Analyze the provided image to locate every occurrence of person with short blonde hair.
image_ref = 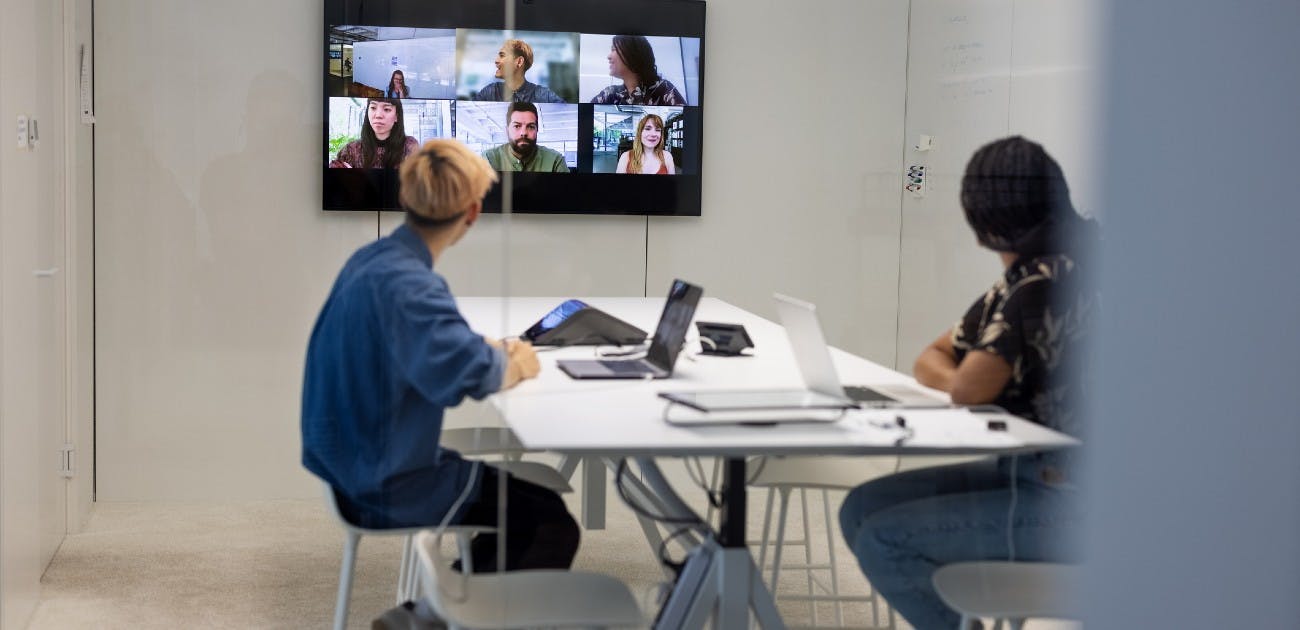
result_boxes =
[400,138,499,227]
[473,37,565,103]
[304,139,581,627]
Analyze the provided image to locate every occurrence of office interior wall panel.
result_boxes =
[378,211,646,329]
[895,0,1101,371]
[2,0,68,624]
[1008,0,1103,220]
[94,0,377,500]
[67,0,97,534]
[34,0,70,579]
[646,0,911,369]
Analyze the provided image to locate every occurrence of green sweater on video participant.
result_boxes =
[483,144,570,173]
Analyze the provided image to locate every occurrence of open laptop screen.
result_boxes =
[646,280,703,371]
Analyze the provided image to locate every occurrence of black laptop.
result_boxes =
[556,280,703,379]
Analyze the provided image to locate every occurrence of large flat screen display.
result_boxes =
[325,0,705,215]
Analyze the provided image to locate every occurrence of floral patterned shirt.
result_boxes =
[590,78,687,106]
[951,253,1096,439]
[329,136,419,169]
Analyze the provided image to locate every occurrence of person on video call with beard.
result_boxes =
[329,98,418,169]
[481,101,569,172]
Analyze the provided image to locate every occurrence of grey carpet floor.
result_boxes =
[26,459,1077,629]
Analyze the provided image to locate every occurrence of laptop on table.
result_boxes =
[774,293,945,407]
[556,280,703,379]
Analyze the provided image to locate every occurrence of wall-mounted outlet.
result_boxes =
[17,115,30,149]
[905,164,926,198]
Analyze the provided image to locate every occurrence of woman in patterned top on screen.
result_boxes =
[838,136,1099,630]
[591,35,687,106]
[329,98,419,169]
[615,114,676,174]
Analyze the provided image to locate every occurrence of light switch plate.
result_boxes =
[17,115,30,149]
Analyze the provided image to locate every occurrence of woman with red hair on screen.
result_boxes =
[615,114,676,174]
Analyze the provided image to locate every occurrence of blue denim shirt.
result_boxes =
[302,224,504,527]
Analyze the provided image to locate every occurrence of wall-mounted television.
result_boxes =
[324,0,706,216]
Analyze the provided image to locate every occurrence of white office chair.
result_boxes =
[322,484,492,630]
[323,459,571,630]
[440,427,574,493]
[413,529,644,629]
[931,561,1082,630]
[440,427,528,460]
[746,455,898,628]
[746,454,993,628]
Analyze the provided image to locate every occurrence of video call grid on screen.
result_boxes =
[324,0,705,216]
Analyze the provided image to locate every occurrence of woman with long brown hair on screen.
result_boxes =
[592,35,686,106]
[330,98,419,169]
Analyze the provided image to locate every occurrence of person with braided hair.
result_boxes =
[839,136,1099,629]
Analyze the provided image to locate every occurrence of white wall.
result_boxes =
[1,0,81,626]
[647,0,910,368]
[95,0,913,501]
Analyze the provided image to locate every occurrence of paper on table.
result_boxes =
[846,408,1023,449]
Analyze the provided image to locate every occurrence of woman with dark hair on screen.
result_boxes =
[330,98,419,169]
[385,69,410,98]
[591,35,686,106]
[838,136,1099,629]
[615,114,676,174]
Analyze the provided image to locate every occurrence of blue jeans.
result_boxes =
[838,457,1080,629]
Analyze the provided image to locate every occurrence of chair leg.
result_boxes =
[335,531,361,630]
[770,488,792,593]
[821,488,845,627]
[1008,619,1026,630]
[398,535,413,604]
[799,488,816,624]
[757,486,776,582]
[455,531,475,574]
[991,619,1005,630]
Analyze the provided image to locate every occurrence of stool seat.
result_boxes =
[932,561,1082,626]
[748,455,898,490]
[415,530,643,628]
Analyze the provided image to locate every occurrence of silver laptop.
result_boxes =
[774,293,945,407]
[557,280,703,379]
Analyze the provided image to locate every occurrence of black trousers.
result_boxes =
[454,465,580,572]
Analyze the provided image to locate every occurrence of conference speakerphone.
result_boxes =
[520,299,647,346]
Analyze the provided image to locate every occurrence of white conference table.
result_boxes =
[459,296,1078,629]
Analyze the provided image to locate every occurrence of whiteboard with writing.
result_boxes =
[895,0,1101,367]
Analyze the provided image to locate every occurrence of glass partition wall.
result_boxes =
[79,0,1100,628]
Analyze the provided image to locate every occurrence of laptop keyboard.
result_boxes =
[598,360,654,375]
[843,385,897,403]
